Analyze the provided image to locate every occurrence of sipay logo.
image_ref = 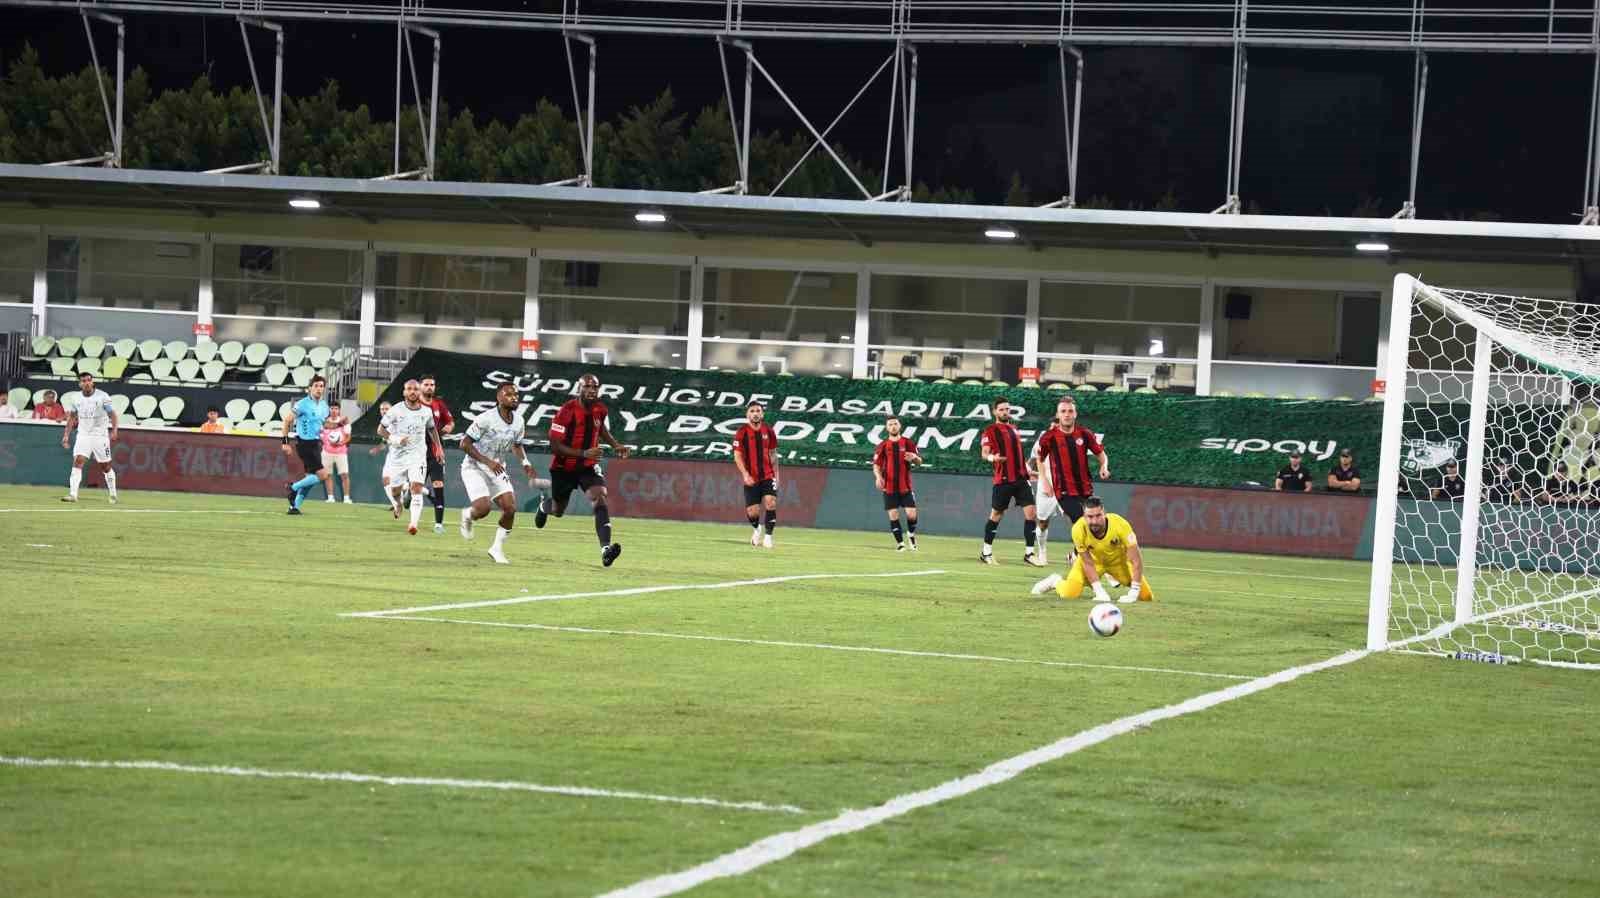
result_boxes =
[1199,437,1339,461]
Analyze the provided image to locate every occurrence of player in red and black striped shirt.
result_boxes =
[1030,395,1109,564]
[420,374,455,533]
[979,397,1043,566]
[534,373,632,567]
[733,402,780,548]
[873,415,924,552]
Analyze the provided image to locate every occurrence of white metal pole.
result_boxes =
[393,20,403,176]
[272,28,283,173]
[687,257,705,370]
[524,254,541,360]
[1367,273,1417,650]
[1452,329,1494,624]
[113,19,124,166]
[852,269,871,378]
[428,33,441,179]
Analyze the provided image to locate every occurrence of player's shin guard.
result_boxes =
[763,508,776,534]
[982,518,998,548]
[906,515,917,535]
[409,491,424,529]
[1024,518,1037,550]
[103,470,117,499]
[594,503,612,548]
[432,482,446,525]
[68,466,82,499]
[889,520,904,544]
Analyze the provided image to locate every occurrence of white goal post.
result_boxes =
[1368,274,1600,667]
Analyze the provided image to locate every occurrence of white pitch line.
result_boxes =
[0,508,274,515]
[0,756,805,814]
[374,615,1254,681]
[598,648,1371,898]
[341,570,950,618]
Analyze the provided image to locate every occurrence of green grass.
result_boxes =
[1,485,1597,897]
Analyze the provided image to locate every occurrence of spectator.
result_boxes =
[367,402,391,456]
[320,406,353,504]
[1327,449,1363,493]
[1274,451,1313,493]
[1483,459,1523,504]
[32,390,65,422]
[199,407,226,433]
[0,399,15,421]
[1432,461,1466,501]
[1536,462,1581,505]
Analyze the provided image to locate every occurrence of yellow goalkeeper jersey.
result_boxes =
[1071,513,1138,570]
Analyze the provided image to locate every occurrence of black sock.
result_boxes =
[1024,519,1037,550]
[890,520,904,544]
[906,516,917,535]
[983,518,999,546]
[595,503,612,547]
[764,508,776,534]
[433,483,445,525]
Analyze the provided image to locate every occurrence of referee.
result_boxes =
[281,374,331,515]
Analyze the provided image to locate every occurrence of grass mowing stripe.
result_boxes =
[373,615,1256,680]
[598,648,1372,898]
[0,508,279,514]
[0,756,806,814]
[341,570,949,617]
[1161,564,1367,585]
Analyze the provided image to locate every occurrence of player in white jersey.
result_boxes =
[61,371,119,503]
[1028,423,1066,565]
[377,379,442,535]
[459,382,541,564]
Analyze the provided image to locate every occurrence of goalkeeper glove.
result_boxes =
[1092,581,1111,603]
[1120,586,1140,604]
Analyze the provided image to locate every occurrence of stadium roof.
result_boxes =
[3,163,1598,265]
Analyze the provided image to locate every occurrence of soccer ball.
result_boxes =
[1088,603,1123,638]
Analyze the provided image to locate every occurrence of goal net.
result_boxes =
[1368,275,1600,668]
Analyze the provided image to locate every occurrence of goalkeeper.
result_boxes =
[1030,497,1154,603]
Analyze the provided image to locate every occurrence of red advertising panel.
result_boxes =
[1125,485,1370,558]
[605,458,828,526]
[101,430,295,497]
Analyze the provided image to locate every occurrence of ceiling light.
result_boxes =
[984,225,1018,240]
[635,210,668,224]
[300,336,318,342]
[1149,339,1165,356]
[289,197,321,210]
[1356,241,1390,253]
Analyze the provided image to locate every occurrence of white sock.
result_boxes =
[69,467,82,498]
[103,470,117,498]
[981,543,993,556]
[409,492,424,528]
[493,526,510,549]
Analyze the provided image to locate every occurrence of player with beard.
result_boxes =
[459,382,537,564]
[535,373,630,567]
[1030,395,1109,564]
[872,415,923,551]
[979,397,1042,566]
[419,374,455,534]
[1031,497,1154,603]
[734,402,780,548]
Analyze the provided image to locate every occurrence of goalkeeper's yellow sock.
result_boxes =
[1138,577,1155,601]
[1055,560,1087,599]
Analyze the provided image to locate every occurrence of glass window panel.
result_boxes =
[539,259,690,336]
[869,309,1025,353]
[214,315,358,349]
[878,346,1021,383]
[702,266,857,343]
[702,340,853,377]
[1039,322,1200,359]
[872,274,1026,317]
[538,333,688,368]
[0,230,35,302]
[213,242,363,318]
[47,305,195,342]
[376,324,521,357]
[46,235,200,310]
[374,252,526,326]
[1213,286,1344,363]
[1040,282,1201,324]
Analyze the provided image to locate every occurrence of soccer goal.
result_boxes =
[1368,274,1600,668]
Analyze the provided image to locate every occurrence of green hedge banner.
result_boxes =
[375,349,1383,488]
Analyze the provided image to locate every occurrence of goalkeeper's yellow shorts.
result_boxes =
[1055,556,1154,601]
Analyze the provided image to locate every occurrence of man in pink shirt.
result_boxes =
[320,407,353,503]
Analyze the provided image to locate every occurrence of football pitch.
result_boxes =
[3,485,1597,897]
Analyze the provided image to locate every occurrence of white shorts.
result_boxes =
[461,462,515,503]
[1035,487,1064,522]
[73,433,112,463]
[382,456,427,486]
[323,452,349,476]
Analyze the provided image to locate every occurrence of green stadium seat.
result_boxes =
[1046,382,1072,391]
[201,360,226,384]
[136,339,163,364]
[163,340,189,363]
[278,400,295,421]
[355,380,380,404]
[111,338,137,359]
[1074,383,1099,392]
[55,336,82,358]
[21,336,54,361]
[158,396,184,422]
[80,336,106,359]
[109,394,130,417]
[250,398,279,423]
[131,394,159,419]
[6,386,29,410]
[149,358,175,382]
[332,347,354,365]
[961,379,985,386]
[218,340,244,366]
[240,342,270,371]
[49,357,76,377]
[1244,391,1267,398]
[987,380,1010,388]
[306,345,333,369]
[264,363,289,387]
[1214,390,1235,397]
[75,357,101,377]
[1332,395,1355,401]
[225,398,251,420]
[1301,394,1322,401]
[127,372,154,385]
[1105,385,1128,393]
[290,365,315,388]
[1135,386,1158,394]
[1017,381,1041,389]
[931,378,954,384]
[880,374,901,382]
[1276,393,1296,400]
[176,359,204,384]
[192,341,217,364]
[281,344,307,367]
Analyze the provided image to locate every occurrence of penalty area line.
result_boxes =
[0,756,805,814]
[341,569,949,618]
[375,615,1253,681]
[598,647,1371,898]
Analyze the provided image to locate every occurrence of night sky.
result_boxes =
[0,6,1591,222]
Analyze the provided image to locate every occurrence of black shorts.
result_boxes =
[991,479,1035,512]
[1058,494,1086,524]
[743,479,777,507]
[881,490,917,510]
[551,467,605,504]
[294,438,323,473]
[426,454,445,485]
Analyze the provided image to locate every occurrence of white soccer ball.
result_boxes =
[1088,602,1123,638]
